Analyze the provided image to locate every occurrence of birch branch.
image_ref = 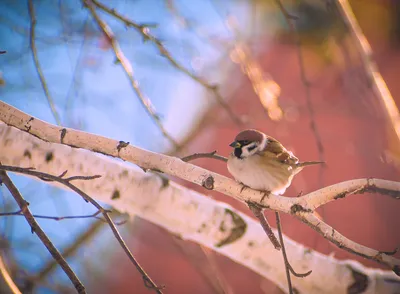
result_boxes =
[1,122,399,293]
[0,101,399,275]
[0,121,399,293]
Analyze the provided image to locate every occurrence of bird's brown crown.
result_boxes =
[235,129,264,143]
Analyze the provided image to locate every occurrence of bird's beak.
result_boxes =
[229,141,241,148]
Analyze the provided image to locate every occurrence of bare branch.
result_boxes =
[0,209,102,220]
[299,212,400,276]
[276,212,293,294]
[83,0,179,149]
[247,202,281,250]
[275,212,312,294]
[181,151,228,163]
[335,0,400,143]
[90,0,244,127]
[0,170,86,293]
[0,165,163,293]
[0,208,128,227]
[27,0,62,126]
[0,253,22,294]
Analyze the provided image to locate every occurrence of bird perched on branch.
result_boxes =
[227,129,323,195]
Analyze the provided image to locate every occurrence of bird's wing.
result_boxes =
[262,136,299,165]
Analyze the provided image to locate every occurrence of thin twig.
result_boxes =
[0,165,163,293]
[27,0,62,126]
[0,253,22,294]
[0,171,86,293]
[335,0,400,143]
[275,213,293,294]
[275,212,312,294]
[0,209,101,220]
[90,0,244,127]
[274,0,325,185]
[247,202,281,250]
[83,0,179,149]
[0,209,128,227]
[181,151,227,163]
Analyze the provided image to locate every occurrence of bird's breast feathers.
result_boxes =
[227,153,296,194]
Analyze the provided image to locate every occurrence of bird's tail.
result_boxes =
[297,161,325,168]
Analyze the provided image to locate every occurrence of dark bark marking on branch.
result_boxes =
[117,141,129,153]
[334,192,347,200]
[24,117,34,132]
[303,248,313,255]
[60,128,67,143]
[119,170,129,178]
[215,209,247,247]
[290,204,312,214]
[111,189,120,200]
[197,223,207,233]
[24,149,32,159]
[346,266,369,294]
[45,151,54,163]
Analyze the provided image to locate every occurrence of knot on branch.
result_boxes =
[290,204,312,214]
[202,175,214,190]
[117,141,130,152]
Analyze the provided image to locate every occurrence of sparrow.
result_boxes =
[227,129,323,195]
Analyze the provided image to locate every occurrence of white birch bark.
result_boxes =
[1,100,400,273]
[0,122,399,294]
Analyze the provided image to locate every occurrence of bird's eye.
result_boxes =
[241,140,249,145]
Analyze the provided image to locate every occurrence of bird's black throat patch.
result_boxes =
[234,148,242,158]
